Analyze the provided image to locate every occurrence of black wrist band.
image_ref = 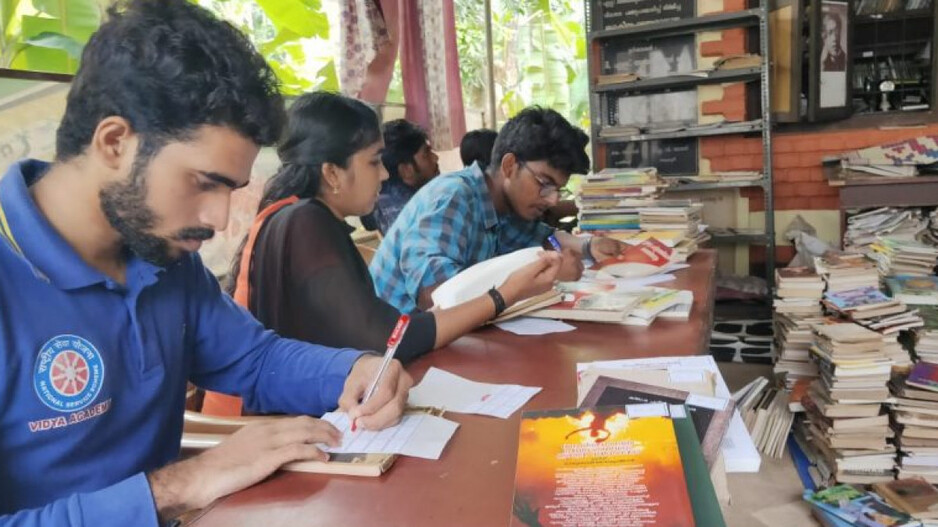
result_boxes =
[583,237,593,260]
[487,287,507,319]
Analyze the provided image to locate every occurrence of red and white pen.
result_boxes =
[351,314,410,432]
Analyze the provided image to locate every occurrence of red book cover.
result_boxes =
[907,361,938,393]
[592,238,673,278]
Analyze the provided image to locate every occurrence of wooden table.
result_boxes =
[186,250,718,527]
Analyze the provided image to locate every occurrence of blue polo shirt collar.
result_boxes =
[0,159,162,291]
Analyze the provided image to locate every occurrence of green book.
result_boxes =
[673,406,727,527]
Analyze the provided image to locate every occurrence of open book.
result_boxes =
[430,247,562,321]
[528,279,650,324]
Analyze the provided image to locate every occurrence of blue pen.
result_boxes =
[547,234,562,253]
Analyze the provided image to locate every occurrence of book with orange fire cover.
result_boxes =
[509,405,695,527]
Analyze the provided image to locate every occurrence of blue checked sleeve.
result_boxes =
[399,191,475,300]
[498,219,554,255]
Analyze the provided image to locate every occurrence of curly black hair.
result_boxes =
[490,107,590,177]
[381,119,429,182]
[55,0,285,162]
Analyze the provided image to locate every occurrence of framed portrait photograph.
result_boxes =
[809,0,853,121]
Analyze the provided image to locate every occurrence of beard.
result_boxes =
[99,166,214,267]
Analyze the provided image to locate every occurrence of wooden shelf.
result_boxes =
[597,122,763,143]
[665,179,768,191]
[594,67,761,94]
[589,8,761,42]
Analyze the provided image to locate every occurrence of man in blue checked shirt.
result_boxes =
[0,1,410,526]
[370,108,629,313]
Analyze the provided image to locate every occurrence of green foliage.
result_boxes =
[454,0,589,130]
[196,0,336,95]
[1,0,338,95]
[1,0,101,73]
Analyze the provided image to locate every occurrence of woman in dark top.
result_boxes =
[225,92,560,366]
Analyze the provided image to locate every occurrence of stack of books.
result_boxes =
[915,307,938,362]
[823,286,919,370]
[874,477,938,527]
[637,201,704,238]
[773,267,825,387]
[843,208,927,254]
[576,168,667,233]
[577,168,705,259]
[815,253,880,293]
[733,376,794,459]
[802,322,896,485]
[888,275,938,306]
[868,236,938,277]
[890,362,938,484]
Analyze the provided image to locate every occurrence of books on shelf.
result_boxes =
[713,53,762,70]
[844,208,927,254]
[868,236,938,277]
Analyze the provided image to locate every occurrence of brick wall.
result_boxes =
[700,124,938,266]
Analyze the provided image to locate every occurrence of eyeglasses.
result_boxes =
[519,162,560,199]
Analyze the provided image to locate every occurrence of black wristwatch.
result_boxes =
[487,287,507,319]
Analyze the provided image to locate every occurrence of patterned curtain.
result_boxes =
[341,0,466,151]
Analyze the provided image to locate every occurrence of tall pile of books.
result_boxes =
[889,361,938,484]
[814,253,880,293]
[915,306,938,363]
[577,168,704,260]
[576,167,666,234]
[868,236,938,277]
[773,267,825,387]
[843,207,927,253]
[802,322,896,485]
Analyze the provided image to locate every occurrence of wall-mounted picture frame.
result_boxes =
[809,0,853,121]
[770,0,804,122]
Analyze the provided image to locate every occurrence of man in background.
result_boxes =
[362,119,439,234]
[459,128,498,170]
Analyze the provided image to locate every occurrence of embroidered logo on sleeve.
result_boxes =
[33,335,105,412]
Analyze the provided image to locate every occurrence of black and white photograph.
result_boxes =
[615,89,698,128]
[819,1,849,108]
[607,137,699,175]
[604,35,697,78]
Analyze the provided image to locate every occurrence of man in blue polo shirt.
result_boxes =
[0,1,410,526]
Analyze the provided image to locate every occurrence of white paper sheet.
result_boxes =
[613,273,676,290]
[408,367,542,419]
[495,317,577,335]
[576,355,762,473]
[318,411,459,460]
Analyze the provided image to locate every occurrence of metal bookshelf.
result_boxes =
[585,0,776,288]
